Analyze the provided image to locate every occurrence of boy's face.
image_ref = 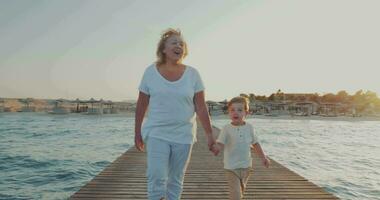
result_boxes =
[228,103,248,125]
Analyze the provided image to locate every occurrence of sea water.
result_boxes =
[0,113,379,200]
[0,113,133,200]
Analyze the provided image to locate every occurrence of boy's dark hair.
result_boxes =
[227,96,250,111]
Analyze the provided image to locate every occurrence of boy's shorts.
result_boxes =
[225,167,252,200]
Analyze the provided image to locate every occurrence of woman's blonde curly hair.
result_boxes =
[156,28,188,65]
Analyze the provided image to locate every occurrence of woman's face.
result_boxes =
[163,35,185,63]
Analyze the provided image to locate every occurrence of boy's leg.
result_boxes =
[225,169,242,200]
[166,142,192,200]
[239,168,251,196]
[146,137,170,200]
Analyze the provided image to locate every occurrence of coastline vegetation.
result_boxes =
[239,89,380,114]
[205,89,380,117]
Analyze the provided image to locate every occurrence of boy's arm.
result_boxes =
[252,143,270,168]
[214,142,224,152]
[214,125,228,156]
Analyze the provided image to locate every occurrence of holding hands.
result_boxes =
[206,133,219,156]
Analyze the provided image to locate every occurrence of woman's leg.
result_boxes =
[146,138,170,200]
[166,142,192,200]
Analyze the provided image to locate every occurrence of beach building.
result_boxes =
[73,98,88,113]
[127,102,137,112]
[250,101,274,115]
[70,98,104,114]
[72,98,113,114]
[49,99,69,114]
[86,98,104,115]
[250,101,290,116]
[19,98,36,112]
[251,99,322,116]
[250,100,265,115]
[102,100,118,114]
[110,102,130,113]
[319,103,341,117]
[206,101,225,116]
[290,101,319,116]
[269,101,292,115]
[332,103,355,116]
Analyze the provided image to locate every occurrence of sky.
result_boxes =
[0,0,379,101]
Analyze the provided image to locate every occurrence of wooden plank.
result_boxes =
[70,124,339,199]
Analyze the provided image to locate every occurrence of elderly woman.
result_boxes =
[134,28,217,200]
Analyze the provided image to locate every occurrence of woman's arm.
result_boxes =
[194,91,218,154]
[134,91,150,152]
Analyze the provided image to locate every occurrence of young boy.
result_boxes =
[214,96,270,200]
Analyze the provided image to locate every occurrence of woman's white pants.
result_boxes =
[146,137,193,200]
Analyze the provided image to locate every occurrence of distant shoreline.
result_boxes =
[211,114,380,121]
[1,111,380,121]
[0,111,136,117]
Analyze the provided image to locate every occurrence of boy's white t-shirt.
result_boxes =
[138,64,205,144]
[216,123,259,170]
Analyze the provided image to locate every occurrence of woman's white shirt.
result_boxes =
[138,64,205,144]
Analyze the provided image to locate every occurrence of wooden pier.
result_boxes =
[70,125,339,199]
